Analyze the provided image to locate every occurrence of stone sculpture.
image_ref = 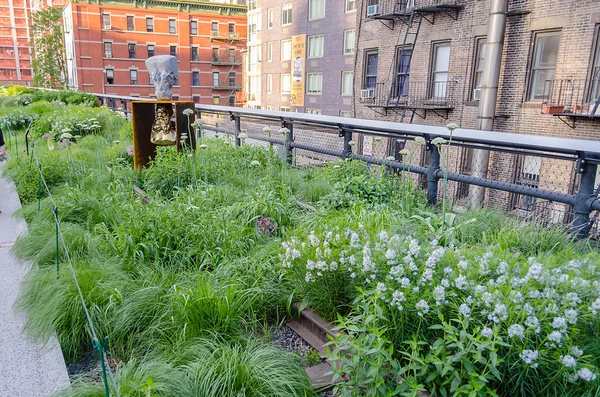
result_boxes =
[145,55,178,145]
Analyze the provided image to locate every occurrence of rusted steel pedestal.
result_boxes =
[131,100,196,169]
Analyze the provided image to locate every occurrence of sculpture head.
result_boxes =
[145,55,179,100]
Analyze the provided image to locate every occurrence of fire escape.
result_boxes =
[210,29,245,106]
[361,0,463,123]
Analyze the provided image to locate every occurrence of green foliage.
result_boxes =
[30,7,67,88]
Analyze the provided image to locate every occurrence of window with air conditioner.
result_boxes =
[106,69,114,84]
[102,13,111,29]
[367,1,379,16]
[307,73,323,94]
[130,69,138,85]
[362,50,378,98]
[104,42,112,58]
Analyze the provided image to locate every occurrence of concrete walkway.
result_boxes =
[0,165,70,396]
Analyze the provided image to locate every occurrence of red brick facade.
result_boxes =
[63,0,247,105]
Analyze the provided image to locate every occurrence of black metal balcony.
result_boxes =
[212,82,242,91]
[541,79,600,127]
[360,81,457,112]
[211,56,242,66]
[366,0,463,21]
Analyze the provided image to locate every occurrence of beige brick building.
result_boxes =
[353,0,600,218]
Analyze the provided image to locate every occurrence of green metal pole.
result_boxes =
[37,164,42,216]
[93,337,111,397]
[53,205,59,276]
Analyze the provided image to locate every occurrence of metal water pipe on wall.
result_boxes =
[469,0,509,209]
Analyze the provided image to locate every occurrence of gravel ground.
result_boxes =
[270,324,325,367]
[66,351,102,382]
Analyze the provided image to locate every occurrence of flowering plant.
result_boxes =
[280,226,600,395]
[255,216,277,235]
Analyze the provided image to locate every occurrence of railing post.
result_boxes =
[427,138,441,205]
[232,114,241,147]
[571,152,599,238]
[283,121,293,165]
[341,127,352,159]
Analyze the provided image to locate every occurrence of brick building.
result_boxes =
[353,0,600,218]
[239,0,357,115]
[63,0,247,105]
[0,0,64,84]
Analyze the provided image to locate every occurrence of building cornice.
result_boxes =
[70,0,247,16]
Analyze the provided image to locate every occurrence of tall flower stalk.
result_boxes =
[279,127,290,191]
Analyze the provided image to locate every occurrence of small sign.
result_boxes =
[290,34,306,107]
[363,136,373,156]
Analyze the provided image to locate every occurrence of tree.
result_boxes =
[30,7,66,88]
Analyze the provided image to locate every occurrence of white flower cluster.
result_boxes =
[279,227,600,383]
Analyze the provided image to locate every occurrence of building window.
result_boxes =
[266,74,273,93]
[229,96,235,106]
[248,0,256,10]
[212,48,219,61]
[364,50,378,89]
[229,71,236,86]
[515,155,542,211]
[229,49,236,62]
[170,46,177,57]
[103,42,112,58]
[344,29,356,54]
[590,26,600,102]
[213,71,219,87]
[280,106,290,112]
[127,16,134,31]
[193,95,200,104]
[191,47,199,61]
[192,71,199,86]
[102,13,110,29]
[340,110,351,117]
[393,47,412,97]
[130,69,138,85]
[267,9,274,28]
[229,23,235,36]
[307,35,324,58]
[213,96,220,105]
[527,31,561,101]
[267,42,273,62]
[309,0,325,20]
[471,37,486,100]
[346,0,356,12]
[212,21,218,34]
[106,69,114,84]
[430,42,450,99]
[342,71,353,95]
[281,39,292,61]
[147,45,155,57]
[281,74,291,93]
[146,17,153,32]
[191,21,198,35]
[169,19,176,34]
[282,4,292,26]
[128,43,136,59]
[305,108,321,115]
[307,73,323,94]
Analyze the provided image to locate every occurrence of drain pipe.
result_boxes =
[469,0,508,209]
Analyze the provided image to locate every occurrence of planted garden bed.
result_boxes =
[1,88,600,396]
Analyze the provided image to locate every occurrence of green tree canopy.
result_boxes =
[30,6,66,88]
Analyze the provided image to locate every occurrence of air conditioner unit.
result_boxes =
[473,88,481,100]
[360,88,375,99]
[367,4,380,16]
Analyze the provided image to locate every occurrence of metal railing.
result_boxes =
[541,78,600,117]
[361,81,458,109]
[95,93,600,239]
[211,55,242,65]
[366,0,462,18]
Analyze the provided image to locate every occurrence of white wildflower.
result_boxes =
[578,368,597,382]
[182,108,194,116]
[416,300,430,316]
[391,290,405,310]
[571,346,584,358]
[414,137,426,145]
[565,309,578,325]
[508,324,525,339]
[446,122,459,131]
[520,350,539,368]
[238,132,248,140]
[376,282,387,294]
[547,331,562,345]
[431,137,446,146]
[459,304,471,318]
[399,149,409,156]
[552,317,567,330]
[481,327,494,339]
[251,160,261,166]
[561,355,577,368]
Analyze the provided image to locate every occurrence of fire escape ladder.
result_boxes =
[387,10,423,108]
